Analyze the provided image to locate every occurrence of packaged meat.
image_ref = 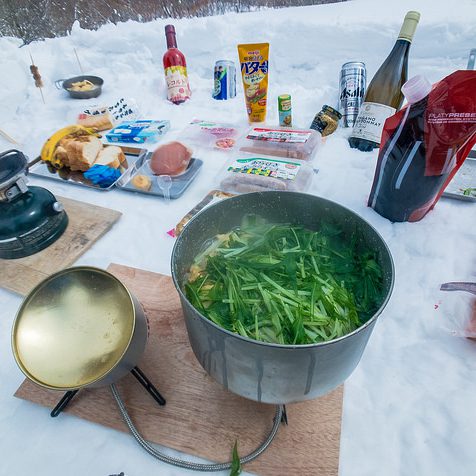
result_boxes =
[180,119,243,151]
[239,126,321,161]
[150,141,193,176]
[218,155,314,194]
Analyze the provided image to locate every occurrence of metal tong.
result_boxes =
[440,282,476,296]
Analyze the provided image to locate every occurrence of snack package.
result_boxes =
[180,119,243,151]
[240,126,321,161]
[438,283,476,339]
[218,154,314,194]
[369,71,476,222]
[237,43,269,123]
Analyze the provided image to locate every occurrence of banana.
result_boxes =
[40,125,98,168]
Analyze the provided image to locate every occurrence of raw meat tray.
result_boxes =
[117,158,203,199]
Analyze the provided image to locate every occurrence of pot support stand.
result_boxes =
[50,366,166,417]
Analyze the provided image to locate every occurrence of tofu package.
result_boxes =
[106,120,170,144]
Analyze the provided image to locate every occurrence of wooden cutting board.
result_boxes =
[15,264,343,476]
[0,197,121,295]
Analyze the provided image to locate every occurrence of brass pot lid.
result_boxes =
[12,267,135,390]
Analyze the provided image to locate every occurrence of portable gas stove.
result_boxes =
[0,149,68,259]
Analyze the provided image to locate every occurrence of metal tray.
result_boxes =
[442,156,476,202]
[28,145,148,191]
[117,158,203,199]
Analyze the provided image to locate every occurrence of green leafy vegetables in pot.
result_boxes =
[184,217,384,345]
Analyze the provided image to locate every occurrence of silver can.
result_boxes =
[339,62,366,127]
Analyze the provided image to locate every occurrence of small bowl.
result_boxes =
[55,75,104,99]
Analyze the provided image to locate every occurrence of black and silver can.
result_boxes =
[339,62,366,127]
[213,60,236,100]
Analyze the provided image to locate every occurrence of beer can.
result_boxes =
[278,94,292,127]
[213,60,236,100]
[339,62,366,127]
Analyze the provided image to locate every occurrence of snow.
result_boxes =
[1,0,476,475]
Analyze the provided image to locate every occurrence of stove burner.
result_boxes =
[50,366,166,417]
[0,149,68,259]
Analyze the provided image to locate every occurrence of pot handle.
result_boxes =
[54,79,66,89]
[440,282,476,295]
[110,383,283,471]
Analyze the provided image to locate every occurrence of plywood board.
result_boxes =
[15,264,343,475]
[0,197,121,295]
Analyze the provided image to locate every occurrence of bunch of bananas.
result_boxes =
[40,125,98,168]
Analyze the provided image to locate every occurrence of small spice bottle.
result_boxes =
[309,105,342,137]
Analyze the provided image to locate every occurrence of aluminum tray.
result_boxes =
[28,145,149,191]
[442,156,476,202]
[117,158,203,199]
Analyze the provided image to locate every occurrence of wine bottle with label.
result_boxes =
[163,24,191,104]
[349,11,420,152]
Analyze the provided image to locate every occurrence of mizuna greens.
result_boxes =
[185,218,384,345]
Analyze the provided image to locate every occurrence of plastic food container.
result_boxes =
[239,126,321,161]
[218,154,314,194]
[180,119,243,151]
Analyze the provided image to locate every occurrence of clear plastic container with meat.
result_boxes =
[239,126,321,161]
[180,119,244,151]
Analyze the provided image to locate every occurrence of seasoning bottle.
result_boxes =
[278,94,292,127]
[163,24,191,104]
[310,105,342,137]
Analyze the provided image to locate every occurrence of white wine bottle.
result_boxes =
[349,11,420,152]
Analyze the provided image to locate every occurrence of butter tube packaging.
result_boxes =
[237,43,270,123]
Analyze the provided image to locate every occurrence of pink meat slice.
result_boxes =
[150,141,193,176]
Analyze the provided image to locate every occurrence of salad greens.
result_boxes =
[462,187,476,197]
[185,218,384,345]
[229,440,241,476]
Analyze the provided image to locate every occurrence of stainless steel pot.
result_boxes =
[12,266,148,391]
[171,191,395,404]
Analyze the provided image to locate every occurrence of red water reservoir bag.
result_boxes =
[368,71,476,222]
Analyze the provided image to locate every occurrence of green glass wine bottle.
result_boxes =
[349,11,420,152]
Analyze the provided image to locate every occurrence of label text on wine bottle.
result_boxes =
[351,102,396,143]
[165,65,191,103]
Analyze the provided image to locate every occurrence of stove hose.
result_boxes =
[111,383,284,472]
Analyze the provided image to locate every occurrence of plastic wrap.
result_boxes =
[218,154,314,194]
[438,283,476,339]
[239,127,321,161]
[179,119,243,151]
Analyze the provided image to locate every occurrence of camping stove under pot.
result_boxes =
[0,149,68,259]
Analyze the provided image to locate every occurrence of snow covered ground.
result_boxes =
[1,0,476,474]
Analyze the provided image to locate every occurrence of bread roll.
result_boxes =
[77,113,114,131]
[64,136,102,171]
[94,146,126,169]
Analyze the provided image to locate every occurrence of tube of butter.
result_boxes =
[237,43,270,123]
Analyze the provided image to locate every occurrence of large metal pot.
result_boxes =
[12,267,148,391]
[171,192,394,404]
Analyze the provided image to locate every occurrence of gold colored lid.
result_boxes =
[12,267,135,390]
[398,11,421,42]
